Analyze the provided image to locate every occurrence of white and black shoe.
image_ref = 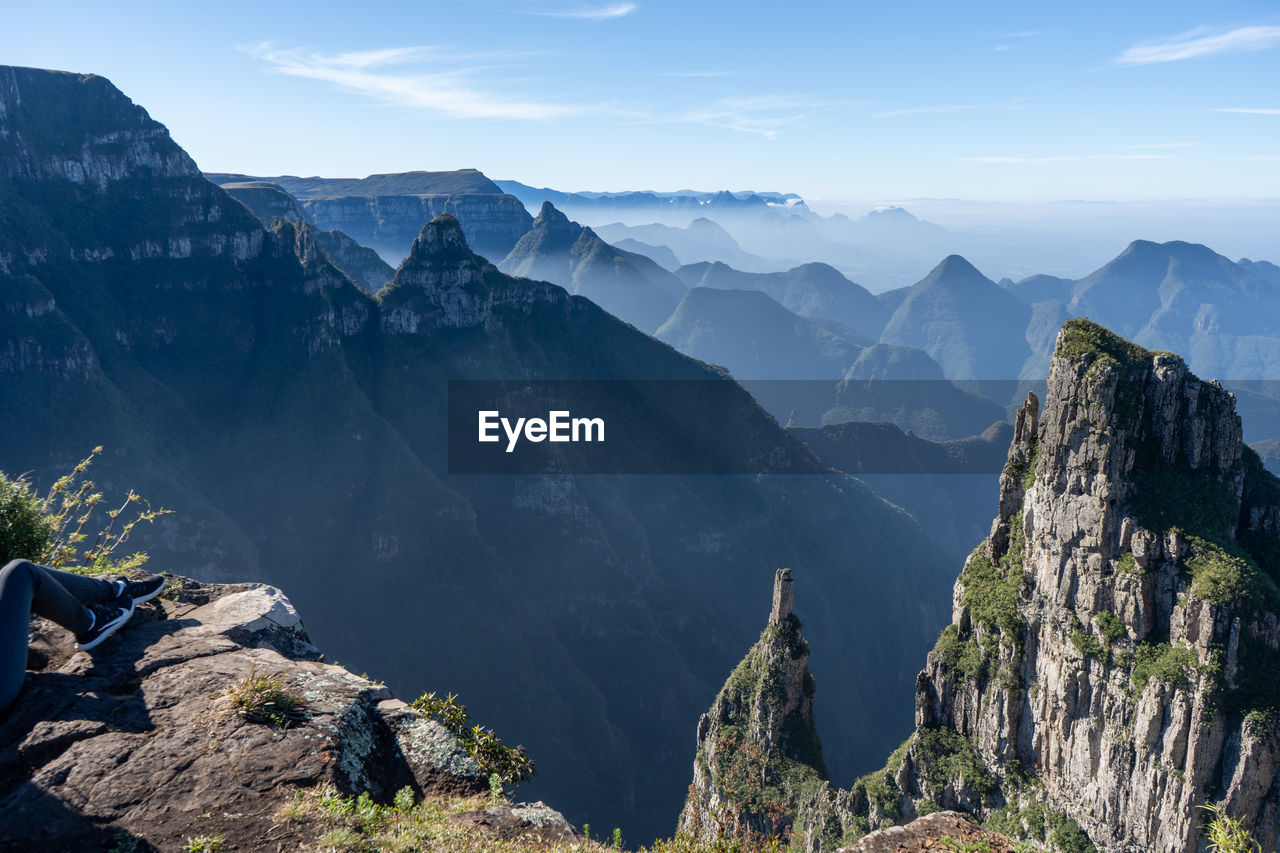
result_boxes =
[115,574,166,604]
[75,596,135,650]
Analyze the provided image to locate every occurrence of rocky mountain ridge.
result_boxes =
[207,170,533,264]
[497,200,686,332]
[683,318,1280,852]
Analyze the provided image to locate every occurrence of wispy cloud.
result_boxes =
[1213,107,1280,115]
[244,42,584,120]
[990,30,1043,52]
[961,154,1178,163]
[1116,25,1280,66]
[874,100,1028,118]
[525,2,637,20]
[624,94,838,138]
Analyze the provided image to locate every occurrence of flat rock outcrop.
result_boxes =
[0,577,511,851]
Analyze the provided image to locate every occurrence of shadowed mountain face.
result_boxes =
[678,260,889,341]
[207,169,533,264]
[498,201,686,332]
[656,287,867,380]
[0,65,955,840]
[221,180,394,292]
[596,218,778,272]
[880,255,1034,380]
[613,237,681,271]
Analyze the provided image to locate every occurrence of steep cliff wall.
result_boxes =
[910,318,1280,852]
[686,319,1280,852]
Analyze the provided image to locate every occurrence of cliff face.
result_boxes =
[685,319,1280,852]
[207,171,535,265]
[679,569,830,846]
[301,193,533,265]
[219,180,395,292]
[910,318,1280,852]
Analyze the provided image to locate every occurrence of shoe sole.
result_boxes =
[129,577,166,604]
[76,600,136,651]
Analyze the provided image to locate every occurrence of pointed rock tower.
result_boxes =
[678,568,829,845]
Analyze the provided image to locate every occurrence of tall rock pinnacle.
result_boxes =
[679,569,827,846]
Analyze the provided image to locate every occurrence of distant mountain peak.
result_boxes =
[530,201,580,238]
[865,205,919,222]
[922,253,987,284]
[411,213,471,255]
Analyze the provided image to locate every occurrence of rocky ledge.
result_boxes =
[839,811,1018,852]
[0,577,574,851]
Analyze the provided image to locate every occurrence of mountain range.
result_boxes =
[0,65,956,839]
[496,201,686,333]
[207,169,533,264]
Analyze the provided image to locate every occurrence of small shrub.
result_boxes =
[1130,643,1196,694]
[1202,803,1262,853]
[0,448,169,576]
[183,837,224,853]
[412,692,534,785]
[1095,611,1125,645]
[1047,810,1096,853]
[0,470,56,566]
[228,666,305,727]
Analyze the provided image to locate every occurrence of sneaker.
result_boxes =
[115,574,166,604]
[75,596,135,650]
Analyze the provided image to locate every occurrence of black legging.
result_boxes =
[1,559,120,712]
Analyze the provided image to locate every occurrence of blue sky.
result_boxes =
[3,0,1278,205]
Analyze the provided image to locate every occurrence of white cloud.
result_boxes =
[1213,107,1280,115]
[526,2,637,20]
[1116,25,1280,66]
[621,94,835,138]
[244,42,583,120]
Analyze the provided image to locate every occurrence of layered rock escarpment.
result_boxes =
[220,180,395,292]
[0,576,575,851]
[685,319,1280,852]
[209,170,534,264]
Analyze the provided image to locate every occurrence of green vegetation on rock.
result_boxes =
[1130,643,1197,694]
[1053,318,1151,373]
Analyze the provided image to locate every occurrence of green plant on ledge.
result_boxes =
[1201,803,1262,853]
[227,666,306,727]
[0,447,170,578]
[412,691,535,786]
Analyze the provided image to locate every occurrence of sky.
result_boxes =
[2,0,1278,207]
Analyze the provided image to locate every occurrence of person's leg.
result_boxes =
[38,565,121,606]
[5,560,95,630]
[0,559,92,711]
